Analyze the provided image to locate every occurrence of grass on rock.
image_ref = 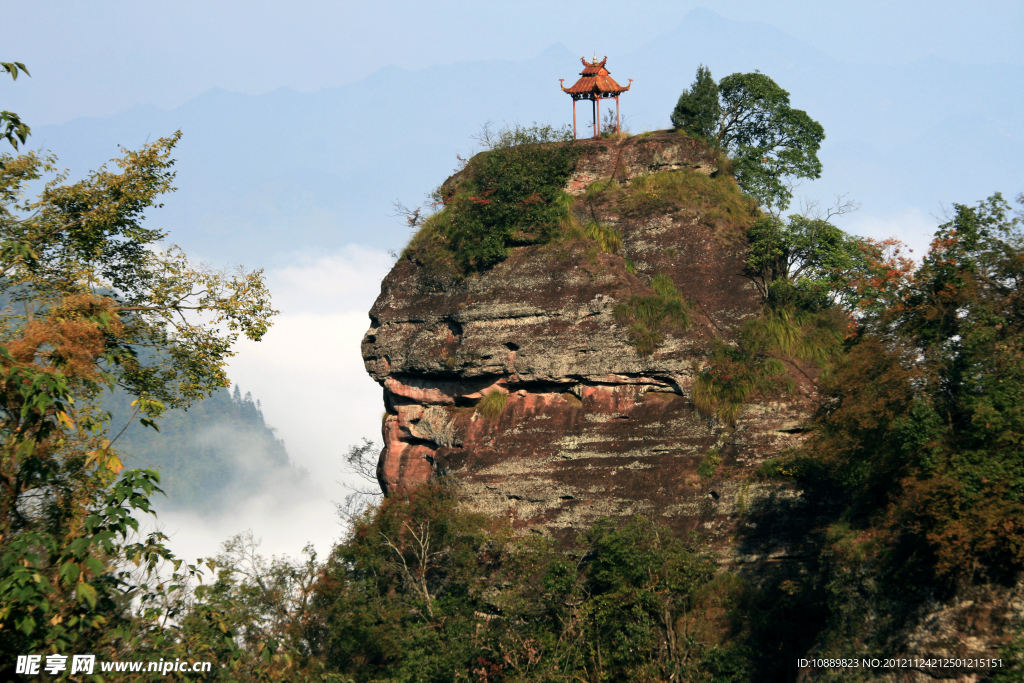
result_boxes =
[476,389,507,420]
[614,273,692,357]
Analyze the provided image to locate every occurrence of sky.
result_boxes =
[4,0,1022,564]
[5,1,1023,127]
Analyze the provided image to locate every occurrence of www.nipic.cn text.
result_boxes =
[16,654,212,676]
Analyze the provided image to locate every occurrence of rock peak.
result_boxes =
[362,132,818,559]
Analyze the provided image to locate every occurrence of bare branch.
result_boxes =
[469,120,497,150]
[336,438,383,526]
[390,200,426,231]
[380,525,435,619]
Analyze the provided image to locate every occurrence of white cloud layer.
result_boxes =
[145,481,340,571]
[269,245,395,315]
[159,245,393,563]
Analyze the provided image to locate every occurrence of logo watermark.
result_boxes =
[16,654,212,676]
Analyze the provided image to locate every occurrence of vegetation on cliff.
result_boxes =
[575,150,758,358]
[475,388,508,420]
[403,123,582,275]
[692,340,792,425]
[578,165,758,241]
[613,273,692,357]
[690,193,902,425]
[691,305,849,424]
[313,483,751,683]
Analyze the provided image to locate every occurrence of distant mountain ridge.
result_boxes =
[30,8,1022,267]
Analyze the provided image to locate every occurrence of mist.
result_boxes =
[148,245,393,563]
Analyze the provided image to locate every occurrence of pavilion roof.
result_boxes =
[561,57,631,98]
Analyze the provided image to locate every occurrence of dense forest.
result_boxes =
[1,58,1021,682]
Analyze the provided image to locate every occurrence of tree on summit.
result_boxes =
[673,66,825,213]
[670,64,720,139]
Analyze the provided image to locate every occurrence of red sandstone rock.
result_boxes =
[362,132,819,559]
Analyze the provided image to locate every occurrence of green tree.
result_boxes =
[670,64,720,139]
[744,198,876,309]
[745,214,860,307]
[780,193,1024,659]
[671,68,825,213]
[154,531,326,677]
[0,113,283,676]
[314,483,729,682]
[717,72,824,213]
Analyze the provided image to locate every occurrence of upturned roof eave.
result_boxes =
[560,80,631,97]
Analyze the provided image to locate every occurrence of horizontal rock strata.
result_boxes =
[363,132,821,559]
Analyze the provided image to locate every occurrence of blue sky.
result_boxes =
[6,1,1023,126]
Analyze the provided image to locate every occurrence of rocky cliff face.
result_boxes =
[361,132,825,561]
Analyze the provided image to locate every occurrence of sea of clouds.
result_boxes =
[153,245,393,563]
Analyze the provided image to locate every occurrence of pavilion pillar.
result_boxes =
[596,97,601,138]
[616,96,620,135]
[572,99,577,140]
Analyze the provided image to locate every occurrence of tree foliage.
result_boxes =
[773,193,1024,659]
[0,114,284,676]
[670,64,720,139]
[672,67,825,212]
[742,194,917,316]
[745,214,865,308]
[804,194,1024,531]
[190,532,324,672]
[1,61,31,151]
[313,483,739,683]
[740,192,1024,586]
[0,135,276,409]
[718,72,825,212]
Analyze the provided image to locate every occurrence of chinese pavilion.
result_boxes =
[560,56,632,140]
